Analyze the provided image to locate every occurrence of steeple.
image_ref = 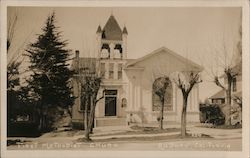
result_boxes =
[102,15,122,40]
[96,25,102,33]
[122,26,128,35]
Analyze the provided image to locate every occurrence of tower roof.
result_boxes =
[96,25,102,33]
[102,15,122,40]
[122,26,128,34]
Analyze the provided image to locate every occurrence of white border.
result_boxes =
[1,0,249,158]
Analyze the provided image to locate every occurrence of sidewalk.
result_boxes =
[73,124,242,141]
[7,124,242,143]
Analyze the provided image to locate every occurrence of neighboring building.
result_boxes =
[209,63,242,125]
[210,63,242,106]
[71,15,203,127]
[209,90,226,105]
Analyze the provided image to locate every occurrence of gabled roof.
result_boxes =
[209,90,225,99]
[102,15,122,41]
[126,47,204,71]
[71,58,97,73]
[71,57,136,71]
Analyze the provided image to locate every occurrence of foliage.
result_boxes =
[7,61,21,90]
[199,103,225,125]
[25,12,74,131]
[153,77,171,129]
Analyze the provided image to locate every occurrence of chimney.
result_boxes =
[75,50,79,59]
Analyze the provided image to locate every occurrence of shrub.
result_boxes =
[199,103,225,125]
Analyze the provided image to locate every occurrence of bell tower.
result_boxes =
[96,14,128,60]
[96,15,128,80]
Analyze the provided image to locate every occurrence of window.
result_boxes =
[152,77,173,111]
[118,64,123,79]
[100,63,105,78]
[232,77,237,92]
[109,63,114,79]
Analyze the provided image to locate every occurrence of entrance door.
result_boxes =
[105,97,117,116]
[105,90,117,116]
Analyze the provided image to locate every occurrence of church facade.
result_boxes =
[71,15,203,127]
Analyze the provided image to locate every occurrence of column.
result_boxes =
[109,43,115,59]
[172,83,176,112]
[129,81,133,112]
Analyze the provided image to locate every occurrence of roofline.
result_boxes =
[126,47,204,71]
[123,67,144,70]
[208,90,225,99]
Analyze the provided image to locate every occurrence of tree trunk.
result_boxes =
[84,95,90,141]
[159,99,164,130]
[88,96,96,134]
[181,95,188,137]
[38,104,44,132]
[225,79,232,125]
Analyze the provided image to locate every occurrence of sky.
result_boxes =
[7,7,241,101]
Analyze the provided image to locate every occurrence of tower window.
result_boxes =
[102,31,106,39]
[118,63,123,79]
[114,44,123,53]
[102,43,110,52]
[109,63,114,79]
[100,63,105,78]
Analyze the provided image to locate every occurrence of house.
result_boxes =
[71,15,203,128]
[209,90,226,104]
[209,62,242,125]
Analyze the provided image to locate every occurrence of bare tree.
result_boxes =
[172,71,202,137]
[214,68,238,125]
[7,12,20,85]
[211,26,241,126]
[74,48,105,141]
[80,71,104,141]
[7,13,17,52]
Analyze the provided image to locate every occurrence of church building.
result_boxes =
[71,15,203,128]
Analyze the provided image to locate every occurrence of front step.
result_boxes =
[95,117,127,127]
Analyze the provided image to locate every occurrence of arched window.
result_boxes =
[152,77,173,111]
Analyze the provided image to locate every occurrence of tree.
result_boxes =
[153,77,171,130]
[7,11,22,126]
[25,12,74,132]
[172,72,202,137]
[214,69,238,125]
[76,66,104,141]
[212,27,242,126]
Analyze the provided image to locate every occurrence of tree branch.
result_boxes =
[95,89,106,104]
[214,76,226,90]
